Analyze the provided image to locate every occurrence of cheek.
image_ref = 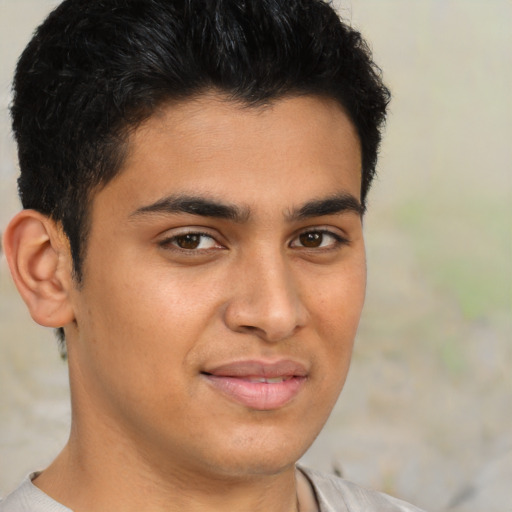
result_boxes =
[305,258,366,382]
[74,259,225,389]
[300,272,365,426]
[70,269,203,426]
[311,260,366,333]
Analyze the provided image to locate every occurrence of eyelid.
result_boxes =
[289,227,350,248]
[156,225,349,252]
[158,228,226,251]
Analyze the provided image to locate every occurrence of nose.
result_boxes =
[223,252,307,343]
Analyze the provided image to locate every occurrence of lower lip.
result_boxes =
[203,375,306,410]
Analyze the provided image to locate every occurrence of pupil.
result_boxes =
[300,232,322,247]
[177,234,200,249]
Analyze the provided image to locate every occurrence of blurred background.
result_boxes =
[0,1,510,511]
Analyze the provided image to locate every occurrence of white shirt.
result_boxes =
[0,466,426,512]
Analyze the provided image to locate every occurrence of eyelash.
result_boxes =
[158,228,349,254]
[159,231,221,253]
[290,229,349,250]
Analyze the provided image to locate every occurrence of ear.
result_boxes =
[3,210,75,328]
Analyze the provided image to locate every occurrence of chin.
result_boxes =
[199,424,318,479]
[204,454,299,480]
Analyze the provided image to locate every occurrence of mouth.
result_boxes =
[201,360,308,411]
[237,376,294,383]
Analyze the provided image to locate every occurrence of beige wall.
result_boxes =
[1,2,510,511]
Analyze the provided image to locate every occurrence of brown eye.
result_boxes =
[290,230,347,250]
[162,232,219,251]
[299,232,323,248]
[175,234,201,249]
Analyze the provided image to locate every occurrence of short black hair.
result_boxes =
[12,0,390,282]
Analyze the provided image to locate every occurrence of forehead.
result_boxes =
[94,93,362,218]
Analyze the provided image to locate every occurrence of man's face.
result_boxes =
[66,93,366,480]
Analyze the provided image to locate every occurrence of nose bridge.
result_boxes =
[224,246,306,342]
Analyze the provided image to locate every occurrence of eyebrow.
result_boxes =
[131,194,250,223]
[131,192,364,223]
[288,193,365,220]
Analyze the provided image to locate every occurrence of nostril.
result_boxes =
[222,274,307,342]
[240,325,258,332]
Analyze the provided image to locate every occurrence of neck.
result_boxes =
[34,432,301,512]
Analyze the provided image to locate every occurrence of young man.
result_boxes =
[1,0,424,511]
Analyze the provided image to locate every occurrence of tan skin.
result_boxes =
[4,93,365,512]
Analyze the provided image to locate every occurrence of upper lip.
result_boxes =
[202,359,308,378]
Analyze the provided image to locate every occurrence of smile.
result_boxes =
[202,359,308,410]
[244,376,291,383]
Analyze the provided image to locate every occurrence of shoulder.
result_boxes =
[298,466,427,512]
[0,474,71,512]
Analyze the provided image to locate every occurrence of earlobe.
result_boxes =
[3,210,75,328]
